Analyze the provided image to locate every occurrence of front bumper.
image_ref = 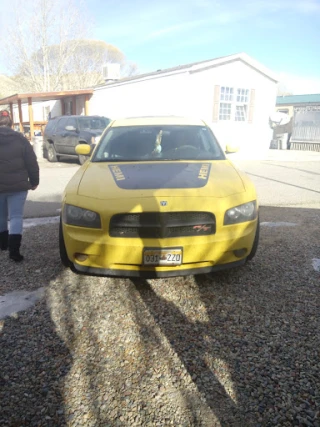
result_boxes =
[62,218,257,278]
[73,259,246,278]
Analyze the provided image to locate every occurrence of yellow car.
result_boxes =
[59,116,259,278]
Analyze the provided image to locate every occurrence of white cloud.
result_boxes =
[146,20,206,40]
[296,0,320,13]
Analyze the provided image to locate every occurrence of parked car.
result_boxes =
[43,115,111,164]
[59,116,259,278]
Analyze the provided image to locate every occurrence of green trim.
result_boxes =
[277,94,320,105]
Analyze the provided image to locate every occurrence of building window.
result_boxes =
[221,86,234,102]
[236,88,249,103]
[219,86,250,121]
[277,108,289,114]
[219,102,232,120]
[235,105,247,121]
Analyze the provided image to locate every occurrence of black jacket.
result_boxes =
[0,127,40,193]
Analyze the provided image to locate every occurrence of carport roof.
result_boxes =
[0,89,94,105]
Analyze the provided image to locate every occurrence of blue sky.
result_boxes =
[0,0,319,94]
[85,0,320,94]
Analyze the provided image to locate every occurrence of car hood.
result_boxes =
[76,160,246,199]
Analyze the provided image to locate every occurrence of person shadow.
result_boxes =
[0,274,72,426]
[131,270,254,427]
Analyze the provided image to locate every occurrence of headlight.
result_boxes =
[224,201,257,225]
[62,204,101,228]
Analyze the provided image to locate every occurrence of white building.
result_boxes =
[2,53,278,156]
[89,52,278,155]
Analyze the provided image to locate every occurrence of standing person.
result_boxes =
[0,110,39,262]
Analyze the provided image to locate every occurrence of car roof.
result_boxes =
[111,116,207,127]
[50,115,108,120]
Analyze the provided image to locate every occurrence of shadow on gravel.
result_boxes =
[130,206,320,426]
[1,205,320,426]
[0,209,72,427]
[0,302,72,427]
[132,276,247,426]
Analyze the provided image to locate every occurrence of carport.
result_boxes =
[0,89,94,137]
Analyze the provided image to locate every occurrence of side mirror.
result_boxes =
[75,144,91,156]
[65,125,77,131]
[225,144,239,154]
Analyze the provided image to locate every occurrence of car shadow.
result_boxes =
[131,274,251,426]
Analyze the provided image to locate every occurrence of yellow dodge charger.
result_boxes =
[59,116,259,278]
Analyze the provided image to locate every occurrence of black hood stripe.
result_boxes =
[109,162,211,189]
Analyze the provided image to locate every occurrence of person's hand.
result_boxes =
[31,185,38,190]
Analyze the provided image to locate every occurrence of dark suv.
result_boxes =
[43,115,111,164]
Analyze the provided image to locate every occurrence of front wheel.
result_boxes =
[246,218,260,261]
[78,154,88,165]
[47,144,58,162]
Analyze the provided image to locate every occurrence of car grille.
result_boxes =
[109,212,216,238]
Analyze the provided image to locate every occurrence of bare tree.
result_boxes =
[277,81,293,96]
[0,75,20,98]
[2,0,137,92]
[57,40,138,90]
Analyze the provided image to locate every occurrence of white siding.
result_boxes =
[90,59,277,156]
[90,72,192,118]
[189,60,277,154]
[12,100,58,123]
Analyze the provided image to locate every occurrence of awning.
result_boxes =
[0,89,94,136]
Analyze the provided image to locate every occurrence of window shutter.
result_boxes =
[212,85,220,122]
[248,89,255,124]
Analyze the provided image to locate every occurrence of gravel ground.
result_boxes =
[0,206,319,426]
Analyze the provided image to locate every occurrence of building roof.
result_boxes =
[95,52,278,90]
[0,89,94,106]
[276,94,320,105]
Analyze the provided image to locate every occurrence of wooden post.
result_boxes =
[28,97,34,138]
[18,99,23,132]
[61,99,65,115]
[84,94,90,116]
[9,103,14,125]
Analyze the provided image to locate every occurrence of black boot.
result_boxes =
[0,230,8,250]
[8,234,24,262]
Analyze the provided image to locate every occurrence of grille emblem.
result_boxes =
[160,201,168,206]
[193,225,211,232]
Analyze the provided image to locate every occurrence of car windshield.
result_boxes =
[92,125,225,162]
[78,117,110,130]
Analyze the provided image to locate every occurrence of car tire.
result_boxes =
[47,144,58,162]
[78,154,88,165]
[246,217,260,262]
[59,218,72,268]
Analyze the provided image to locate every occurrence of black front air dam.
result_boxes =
[72,259,246,278]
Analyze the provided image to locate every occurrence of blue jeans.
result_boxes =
[0,191,28,235]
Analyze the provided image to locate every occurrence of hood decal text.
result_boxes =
[108,163,211,189]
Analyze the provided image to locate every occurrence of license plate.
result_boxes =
[143,248,182,266]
